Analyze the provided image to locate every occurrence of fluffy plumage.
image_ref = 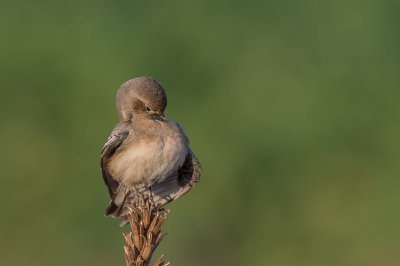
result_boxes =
[100,77,201,225]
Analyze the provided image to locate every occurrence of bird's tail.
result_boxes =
[104,184,129,217]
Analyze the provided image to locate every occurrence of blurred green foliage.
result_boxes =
[1,0,400,265]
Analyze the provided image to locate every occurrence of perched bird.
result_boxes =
[100,77,201,226]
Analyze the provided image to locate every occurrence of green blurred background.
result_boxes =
[1,0,400,265]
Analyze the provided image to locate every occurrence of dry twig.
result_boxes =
[123,196,171,266]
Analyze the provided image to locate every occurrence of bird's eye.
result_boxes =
[146,106,151,112]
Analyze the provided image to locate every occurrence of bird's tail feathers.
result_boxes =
[104,184,129,217]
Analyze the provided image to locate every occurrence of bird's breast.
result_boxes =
[108,121,188,189]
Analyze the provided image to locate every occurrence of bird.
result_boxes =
[100,77,201,226]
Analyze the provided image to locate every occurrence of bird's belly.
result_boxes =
[110,135,187,189]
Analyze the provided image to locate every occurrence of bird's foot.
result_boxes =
[131,189,146,208]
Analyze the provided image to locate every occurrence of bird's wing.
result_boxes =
[147,148,202,206]
[100,128,129,198]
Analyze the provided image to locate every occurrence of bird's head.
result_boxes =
[116,77,167,121]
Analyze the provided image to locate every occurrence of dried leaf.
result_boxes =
[151,255,165,266]
[143,208,150,229]
[153,217,167,234]
[141,243,153,260]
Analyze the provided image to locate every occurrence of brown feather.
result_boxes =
[100,128,129,197]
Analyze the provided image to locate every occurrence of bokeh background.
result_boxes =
[1,0,400,265]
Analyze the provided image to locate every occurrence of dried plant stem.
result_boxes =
[123,196,171,266]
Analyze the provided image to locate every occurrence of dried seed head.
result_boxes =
[123,195,170,266]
